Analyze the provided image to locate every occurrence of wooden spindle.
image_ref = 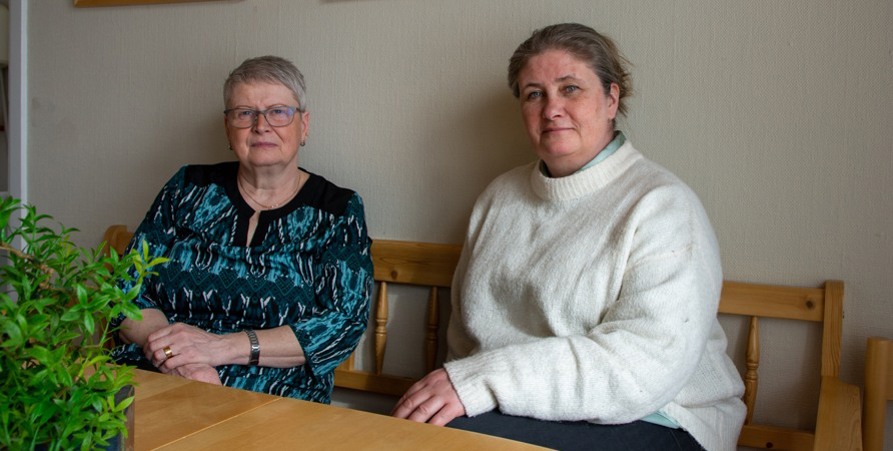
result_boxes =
[743,316,760,425]
[374,281,388,375]
[424,287,439,373]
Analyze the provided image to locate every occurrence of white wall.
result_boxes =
[26,0,893,442]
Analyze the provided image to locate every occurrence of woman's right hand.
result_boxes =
[392,368,466,426]
[145,322,228,370]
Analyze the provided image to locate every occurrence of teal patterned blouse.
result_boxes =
[111,162,373,403]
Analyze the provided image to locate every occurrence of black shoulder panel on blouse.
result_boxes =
[182,162,239,188]
[297,172,356,217]
[182,162,355,217]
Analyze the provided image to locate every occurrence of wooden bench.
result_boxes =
[101,227,862,450]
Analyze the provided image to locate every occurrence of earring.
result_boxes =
[300,140,306,147]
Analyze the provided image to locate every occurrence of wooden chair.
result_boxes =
[101,224,133,257]
[719,281,861,450]
[863,336,893,451]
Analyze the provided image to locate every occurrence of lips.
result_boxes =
[250,141,277,148]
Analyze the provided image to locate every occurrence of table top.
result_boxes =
[133,369,547,450]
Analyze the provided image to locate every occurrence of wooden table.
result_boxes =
[132,369,547,450]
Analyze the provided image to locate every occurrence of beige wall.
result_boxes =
[27,0,892,440]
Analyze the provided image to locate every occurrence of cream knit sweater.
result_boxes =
[443,141,745,451]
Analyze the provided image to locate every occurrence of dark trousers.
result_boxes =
[446,411,705,451]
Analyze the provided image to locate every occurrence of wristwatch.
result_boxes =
[245,329,260,366]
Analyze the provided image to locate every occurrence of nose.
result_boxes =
[252,112,271,132]
[542,94,564,119]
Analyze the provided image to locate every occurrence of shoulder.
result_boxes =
[611,143,703,211]
[476,162,537,202]
[298,170,363,217]
[491,162,537,187]
[463,162,537,238]
[180,161,239,187]
[619,148,720,269]
[150,163,236,206]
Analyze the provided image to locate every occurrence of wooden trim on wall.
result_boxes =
[74,0,222,7]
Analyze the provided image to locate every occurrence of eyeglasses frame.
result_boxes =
[223,105,304,129]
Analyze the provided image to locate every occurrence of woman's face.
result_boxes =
[225,81,309,172]
[517,49,619,177]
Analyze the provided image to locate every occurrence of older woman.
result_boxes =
[111,56,373,404]
[393,24,745,450]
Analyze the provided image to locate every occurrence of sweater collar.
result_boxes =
[539,131,627,176]
[529,139,641,202]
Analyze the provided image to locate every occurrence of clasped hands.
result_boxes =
[391,368,467,426]
[144,322,224,385]
[144,323,468,425]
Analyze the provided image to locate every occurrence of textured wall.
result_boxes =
[26,0,893,441]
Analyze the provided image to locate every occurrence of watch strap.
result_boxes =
[245,329,260,366]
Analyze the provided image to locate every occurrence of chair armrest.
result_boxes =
[813,376,862,451]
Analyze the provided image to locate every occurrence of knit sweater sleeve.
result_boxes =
[444,173,725,423]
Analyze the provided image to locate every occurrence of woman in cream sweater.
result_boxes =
[393,23,745,451]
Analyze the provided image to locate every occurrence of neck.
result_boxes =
[237,170,304,210]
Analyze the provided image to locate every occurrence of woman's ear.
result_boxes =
[300,110,311,143]
[606,83,621,119]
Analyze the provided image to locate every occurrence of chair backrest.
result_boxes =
[333,239,462,396]
[102,224,132,256]
[718,280,846,450]
[863,336,893,451]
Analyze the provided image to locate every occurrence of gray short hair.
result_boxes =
[507,23,632,118]
[223,55,308,111]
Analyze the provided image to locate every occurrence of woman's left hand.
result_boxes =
[170,363,223,385]
[145,322,226,372]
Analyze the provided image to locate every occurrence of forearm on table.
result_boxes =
[118,308,169,347]
[217,325,306,368]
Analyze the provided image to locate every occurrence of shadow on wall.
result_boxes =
[464,88,533,178]
[109,112,228,232]
[418,87,533,241]
[151,112,229,174]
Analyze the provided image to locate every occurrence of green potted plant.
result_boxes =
[0,196,166,450]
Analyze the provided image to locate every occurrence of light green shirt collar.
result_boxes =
[539,131,627,177]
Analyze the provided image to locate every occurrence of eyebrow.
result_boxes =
[229,103,292,110]
[520,74,583,91]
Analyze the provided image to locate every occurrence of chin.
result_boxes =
[536,147,578,162]
[246,158,288,168]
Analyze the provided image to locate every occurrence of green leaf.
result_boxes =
[24,346,51,363]
[57,366,74,387]
[61,308,81,321]
[1,321,23,348]
[113,394,135,412]
[83,312,95,335]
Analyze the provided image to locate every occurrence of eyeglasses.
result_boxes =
[224,106,302,128]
